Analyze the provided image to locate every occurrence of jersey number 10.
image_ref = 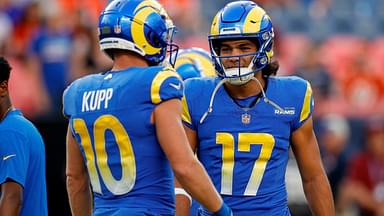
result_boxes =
[73,115,136,195]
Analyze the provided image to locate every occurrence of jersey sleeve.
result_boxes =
[181,95,194,129]
[150,67,184,104]
[0,130,29,187]
[292,80,314,131]
[181,79,197,130]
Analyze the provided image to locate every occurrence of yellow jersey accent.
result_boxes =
[300,81,313,122]
[151,68,181,104]
[181,96,192,124]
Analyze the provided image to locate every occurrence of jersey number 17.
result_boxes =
[216,132,275,196]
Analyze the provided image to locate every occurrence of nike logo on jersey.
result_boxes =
[82,88,113,112]
[104,74,113,80]
[3,154,16,161]
[169,83,181,90]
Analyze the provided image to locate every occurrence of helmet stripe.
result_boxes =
[210,13,220,35]
[243,7,266,33]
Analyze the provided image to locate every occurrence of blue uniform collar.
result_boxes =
[0,108,20,123]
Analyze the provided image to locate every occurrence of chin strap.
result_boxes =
[199,78,227,124]
[199,77,284,124]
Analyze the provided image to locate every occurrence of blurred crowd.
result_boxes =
[0,0,112,119]
[0,0,383,215]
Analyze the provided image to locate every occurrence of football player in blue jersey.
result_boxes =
[176,1,334,215]
[0,57,47,216]
[63,1,231,216]
[173,47,215,216]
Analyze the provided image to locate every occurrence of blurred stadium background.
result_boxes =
[1,0,383,215]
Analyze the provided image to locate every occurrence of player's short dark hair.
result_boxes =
[0,57,12,83]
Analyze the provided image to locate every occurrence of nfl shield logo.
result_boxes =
[241,113,251,124]
[114,25,122,34]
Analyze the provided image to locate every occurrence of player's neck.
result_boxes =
[0,98,12,122]
[111,52,149,71]
[224,73,265,99]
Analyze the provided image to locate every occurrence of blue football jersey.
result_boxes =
[0,110,47,216]
[182,76,314,215]
[63,66,183,215]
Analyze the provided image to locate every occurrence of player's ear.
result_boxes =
[0,80,8,97]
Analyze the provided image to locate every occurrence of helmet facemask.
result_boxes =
[212,51,257,85]
[209,31,273,85]
[161,17,179,67]
[208,1,274,84]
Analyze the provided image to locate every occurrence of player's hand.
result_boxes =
[213,203,233,216]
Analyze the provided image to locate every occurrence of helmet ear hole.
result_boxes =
[147,30,161,47]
